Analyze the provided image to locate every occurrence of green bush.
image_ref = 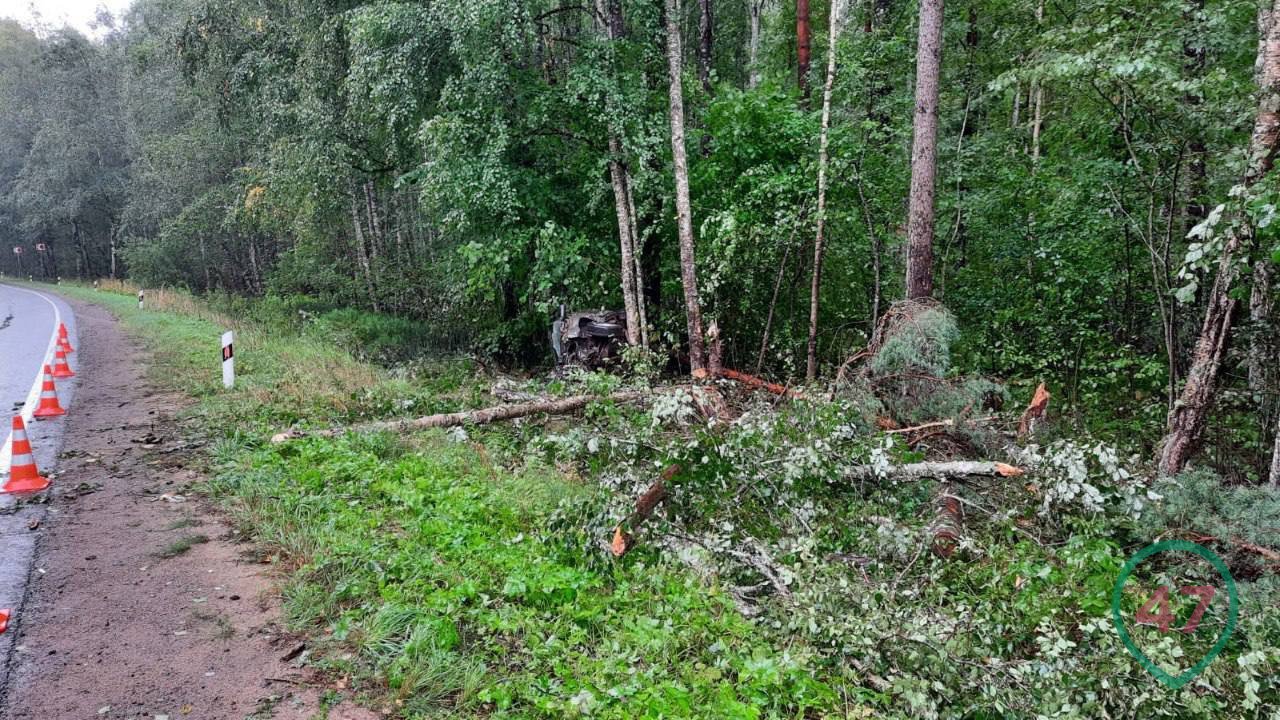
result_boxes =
[308,308,435,365]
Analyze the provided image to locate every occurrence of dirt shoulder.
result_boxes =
[0,297,329,720]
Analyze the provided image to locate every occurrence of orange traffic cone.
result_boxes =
[50,346,74,379]
[2,416,50,493]
[0,609,9,634]
[32,366,66,419]
[58,323,74,353]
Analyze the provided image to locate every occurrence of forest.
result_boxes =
[1,0,1278,480]
[3,0,1280,714]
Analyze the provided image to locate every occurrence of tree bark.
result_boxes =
[1158,0,1280,476]
[666,0,709,373]
[904,0,944,300]
[699,0,714,94]
[272,391,650,442]
[1249,259,1272,393]
[350,188,379,311]
[1030,0,1045,162]
[609,145,644,347]
[599,0,646,348]
[796,0,812,97]
[844,460,1024,481]
[748,0,765,88]
[806,0,843,381]
[1270,411,1280,486]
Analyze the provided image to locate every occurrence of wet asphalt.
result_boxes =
[0,282,78,688]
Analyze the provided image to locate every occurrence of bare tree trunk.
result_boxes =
[609,141,644,347]
[806,0,844,381]
[699,0,714,93]
[748,0,764,88]
[600,0,646,348]
[797,0,812,97]
[1270,412,1280,486]
[350,189,379,311]
[363,181,382,280]
[1030,0,1045,162]
[1249,260,1272,392]
[1158,0,1280,476]
[624,174,650,347]
[1011,80,1022,128]
[666,0,709,373]
[904,0,944,300]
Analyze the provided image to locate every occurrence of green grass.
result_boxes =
[40,281,844,718]
[213,433,836,718]
[40,281,1280,718]
[154,533,209,559]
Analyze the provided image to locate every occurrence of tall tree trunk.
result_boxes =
[351,189,379,311]
[624,173,650,348]
[807,0,843,381]
[905,0,944,300]
[601,0,646,348]
[699,0,714,93]
[1158,0,1280,476]
[1270,411,1280,486]
[666,0,709,372]
[797,0,812,97]
[609,141,645,347]
[748,0,765,88]
[1249,260,1271,392]
[1030,0,1045,162]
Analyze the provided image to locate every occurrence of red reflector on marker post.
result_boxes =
[221,331,234,389]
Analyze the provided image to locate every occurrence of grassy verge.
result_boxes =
[42,281,845,718]
[40,281,1280,718]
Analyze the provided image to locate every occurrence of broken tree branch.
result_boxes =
[844,461,1025,482]
[1187,533,1280,564]
[271,390,649,443]
[929,482,962,558]
[1018,382,1051,438]
[611,464,681,557]
[693,367,804,398]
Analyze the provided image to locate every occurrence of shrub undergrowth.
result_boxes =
[40,281,1280,718]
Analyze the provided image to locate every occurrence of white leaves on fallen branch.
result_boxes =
[843,460,1025,482]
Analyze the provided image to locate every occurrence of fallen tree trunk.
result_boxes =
[272,390,648,443]
[611,464,681,557]
[693,367,803,398]
[844,460,1024,481]
[1187,532,1280,564]
[929,482,962,558]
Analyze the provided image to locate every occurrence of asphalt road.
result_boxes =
[0,282,78,683]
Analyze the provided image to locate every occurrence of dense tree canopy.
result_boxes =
[1,0,1277,479]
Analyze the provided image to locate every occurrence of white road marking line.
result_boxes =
[0,284,62,473]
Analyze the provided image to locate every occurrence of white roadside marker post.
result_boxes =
[221,331,235,389]
[138,289,145,309]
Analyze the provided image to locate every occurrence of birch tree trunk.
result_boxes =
[748,0,764,89]
[603,0,646,347]
[806,0,843,381]
[1270,411,1280,486]
[666,0,708,372]
[1158,0,1280,476]
[699,0,714,94]
[609,139,644,347]
[350,188,379,310]
[1249,260,1271,392]
[905,0,944,299]
[1030,0,1045,162]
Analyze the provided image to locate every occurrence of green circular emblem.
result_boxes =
[1111,540,1238,689]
